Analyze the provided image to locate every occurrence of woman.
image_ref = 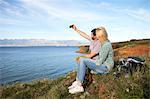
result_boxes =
[68,27,114,94]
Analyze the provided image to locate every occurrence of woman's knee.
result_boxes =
[80,58,91,67]
[79,58,86,62]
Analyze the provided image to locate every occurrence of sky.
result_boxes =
[0,0,150,42]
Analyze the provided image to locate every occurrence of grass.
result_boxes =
[1,39,150,99]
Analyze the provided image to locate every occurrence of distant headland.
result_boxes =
[0,39,88,47]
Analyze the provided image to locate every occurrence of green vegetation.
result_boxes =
[1,39,150,99]
[76,45,90,54]
[76,39,150,53]
[112,39,150,49]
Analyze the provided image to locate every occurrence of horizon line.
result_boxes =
[0,38,149,43]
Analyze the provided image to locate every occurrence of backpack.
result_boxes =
[114,56,145,78]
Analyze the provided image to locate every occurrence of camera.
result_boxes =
[69,25,74,28]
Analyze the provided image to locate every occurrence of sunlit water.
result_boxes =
[0,46,81,85]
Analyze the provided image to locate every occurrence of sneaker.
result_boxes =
[69,85,84,94]
[68,80,81,89]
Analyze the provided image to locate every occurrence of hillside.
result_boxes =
[1,39,150,99]
[76,39,150,54]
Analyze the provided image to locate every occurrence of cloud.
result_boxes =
[0,0,46,25]
[112,26,150,34]
[102,4,150,23]
[0,0,118,25]
[86,1,111,8]
[0,0,24,17]
[20,0,112,22]
[0,0,150,41]
[124,8,150,23]
[1,0,150,23]
[0,18,24,25]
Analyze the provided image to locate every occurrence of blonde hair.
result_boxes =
[96,27,108,42]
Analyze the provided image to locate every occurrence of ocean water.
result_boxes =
[0,46,81,85]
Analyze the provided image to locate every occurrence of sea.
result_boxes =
[0,46,82,85]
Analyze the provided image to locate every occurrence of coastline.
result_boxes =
[1,39,150,98]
